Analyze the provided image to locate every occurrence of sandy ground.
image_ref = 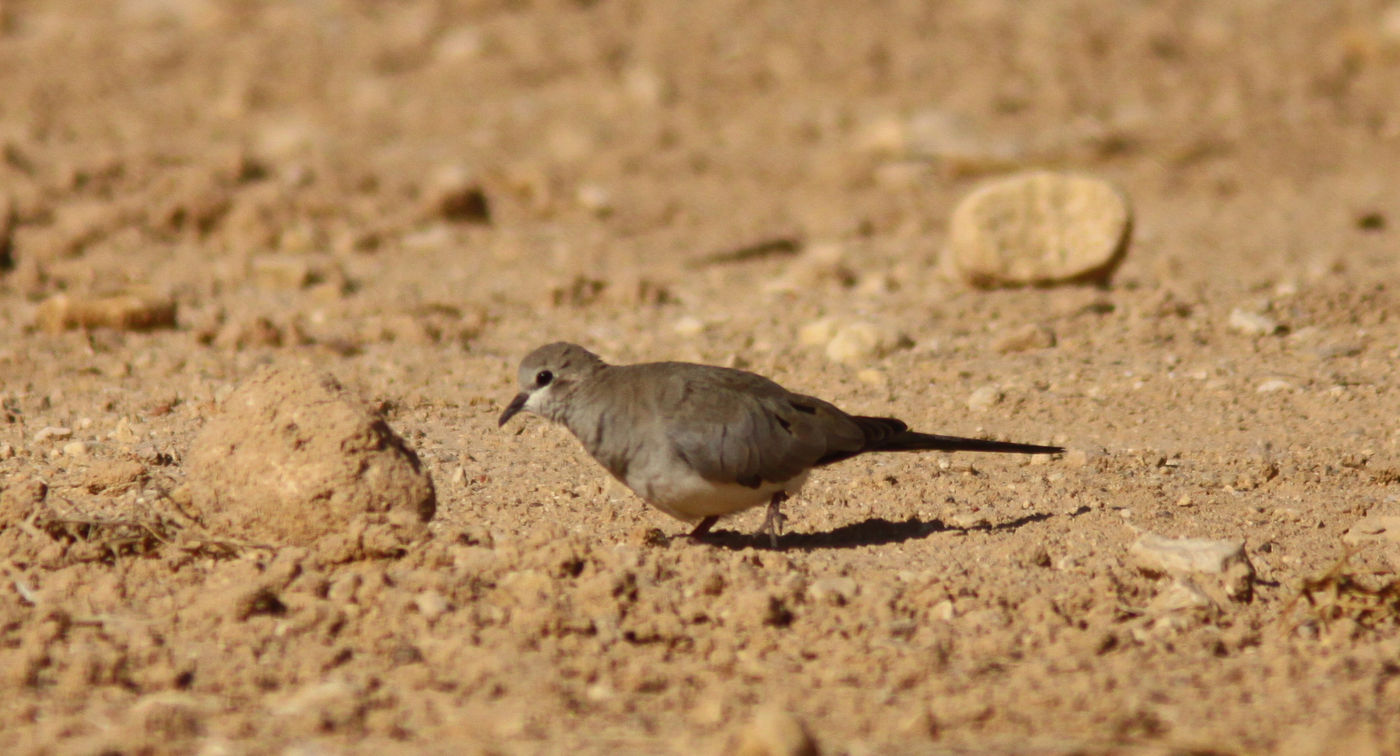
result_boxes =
[4,1,1400,754]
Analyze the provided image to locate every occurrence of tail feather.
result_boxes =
[876,430,1063,455]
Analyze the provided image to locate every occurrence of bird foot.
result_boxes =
[761,492,788,548]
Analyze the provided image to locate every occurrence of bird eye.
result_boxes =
[535,370,554,387]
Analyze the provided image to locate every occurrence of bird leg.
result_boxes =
[761,492,788,548]
[688,516,719,540]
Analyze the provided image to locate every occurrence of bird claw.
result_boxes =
[762,493,788,548]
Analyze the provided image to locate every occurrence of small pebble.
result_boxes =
[992,324,1056,353]
[33,426,73,443]
[1256,379,1294,393]
[35,293,177,333]
[413,590,450,621]
[825,322,898,364]
[797,318,838,347]
[967,386,1002,412]
[673,316,706,337]
[736,708,819,756]
[1228,308,1280,336]
[62,441,89,457]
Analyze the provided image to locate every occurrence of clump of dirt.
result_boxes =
[186,366,435,560]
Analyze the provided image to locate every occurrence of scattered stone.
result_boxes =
[413,590,450,621]
[423,165,491,224]
[33,426,72,443]
[947,171,1132,287]
[736,708,819,756]
[948,510,991,530]
[672,316,706,337]
[1228,308,1280,336]
[251,254,316,290]
[1343,515,1400,546]
[0,442,13,460]
[575,184,613,216]
[1128,531,1255,602]
[967,386,1002,412]
[61,441,88,457]
[1256,379,1294,393]
[992,323,1056,353]
[825,322,905,364]
[807,576,858,605]
[797,318,838,347]
[186,366,436,557]
[35,292,177,333]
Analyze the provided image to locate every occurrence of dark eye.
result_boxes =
[535,370,554,387]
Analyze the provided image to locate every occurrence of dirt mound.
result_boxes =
[186,366,435,560]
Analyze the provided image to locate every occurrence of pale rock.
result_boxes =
[736,708,819,756]
[947,510,990,529]
[797,318,838,347]
[947,171,1132,287]
[1256,379,1294,393]
[992,324,1056,353]
[1228,308,1280,336]
[967,385,1002,412]
[672,316,706,337]
[1129,531,1255,602]
[575,184,613,216]
[825,322,899,364]
[414,590,450,621]
[33,426,72,443]
[807,576,858,605]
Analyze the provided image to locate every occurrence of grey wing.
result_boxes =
[659,368,869,488]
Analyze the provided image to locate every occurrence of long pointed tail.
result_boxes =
[876,431,1062,455]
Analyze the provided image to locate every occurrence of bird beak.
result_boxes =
[498,392,529,427]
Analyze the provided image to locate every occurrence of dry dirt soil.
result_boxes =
[4,2,1400,754]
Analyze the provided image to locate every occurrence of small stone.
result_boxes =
[825,322,901,364]
[948,510,990,530]
[1256,379,1294,393]
[1343,515,1400,545]
[932,600,956,621]
[856,369,887,387]
[423,165,490,224]
[33,426,72,443]
[35,293,176,333]
[947,171,1132,287]
[673,316,706,337]
[575,184,613,216]
[413,590,450,621]
[1129,532,1255,602]
[967,386,1002,412]
[0,443,13,459]
[251,254,315,290]
[807,576,858,605]
[736,708,819,756]
[798,318,838,346]
[992,323,1056,353]
[1228,308,1280,336]
[62,441,88,457]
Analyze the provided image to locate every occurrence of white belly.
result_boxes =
[627,467,809,523]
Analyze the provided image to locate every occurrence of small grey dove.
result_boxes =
[499,342,1062,546]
